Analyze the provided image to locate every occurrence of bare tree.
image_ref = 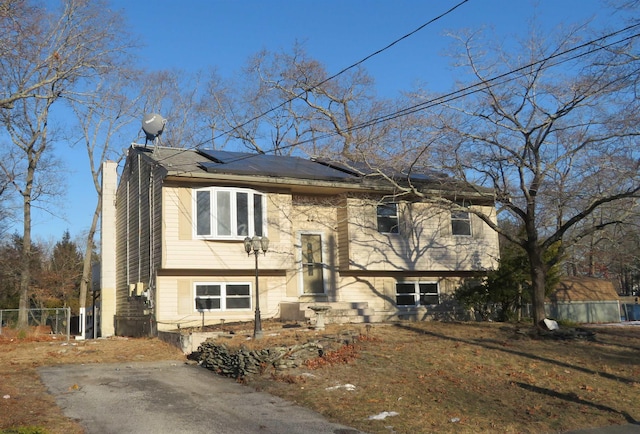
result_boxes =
[0,0,55,110]
[216,44,385,157]
[197,68,234,150]
[70,70,140,332]
[0,0,133,327]
[0,94,61,327]
[134,70,205,148]
[414,23,640,325]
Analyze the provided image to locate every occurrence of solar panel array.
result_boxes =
[198,149,360,181]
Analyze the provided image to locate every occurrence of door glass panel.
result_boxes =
[301,234,324,294]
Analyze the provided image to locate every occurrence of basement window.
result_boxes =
[395,282,440,306]
[195,283,251,311]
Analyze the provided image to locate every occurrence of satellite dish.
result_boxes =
[142,113,166,146]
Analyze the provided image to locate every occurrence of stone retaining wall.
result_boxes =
[189,330,361,379]
[190,341,324,379]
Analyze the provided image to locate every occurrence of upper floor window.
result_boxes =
[396,282,440,306]
[451,205,471,236]
[377,203,399,234]
[195,187,265,239]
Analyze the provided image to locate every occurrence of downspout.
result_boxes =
[148,168,156,333]
[126,177,130,290]
[149,169,154,285]
[138,155,142,281]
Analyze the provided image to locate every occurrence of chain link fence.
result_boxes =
[0,308,71,341]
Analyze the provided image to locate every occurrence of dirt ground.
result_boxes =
[1,320,639,434]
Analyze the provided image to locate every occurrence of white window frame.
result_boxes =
[194,282,252,312]
[395,281,440,306]
[451,204,472,236]
[193,187,267,240]
[377,202,399,234]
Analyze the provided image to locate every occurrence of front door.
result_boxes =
[300,233,325,294]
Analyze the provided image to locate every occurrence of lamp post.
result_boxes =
[244,235,269,339]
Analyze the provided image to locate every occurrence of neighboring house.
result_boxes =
[99,145,500,337]
[546,277,620,324]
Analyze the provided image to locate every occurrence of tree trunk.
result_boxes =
[78,193,101,330]
[17,182,33,329]
[528,248,547,326]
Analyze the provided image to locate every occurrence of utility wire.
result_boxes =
[210,0,471,143]
[147,0,472,165]
[202,21,640,164]
[149,13,640,170]
[338,25,640,137]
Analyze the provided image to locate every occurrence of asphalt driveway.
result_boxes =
[39,360,363,434]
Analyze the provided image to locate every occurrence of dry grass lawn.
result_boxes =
[0,321,638,434]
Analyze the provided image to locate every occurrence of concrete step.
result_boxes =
[299,301,369,311]
[284,300,393,325]
[322,313,391,324]
[304,305,374,320]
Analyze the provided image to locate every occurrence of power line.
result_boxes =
[151,13,640,170]
[148,0,473,166]
[152,22,640,173]
[257,23,640,154]
[210,0,472,144]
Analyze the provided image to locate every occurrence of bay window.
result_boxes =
[195,187,265,239]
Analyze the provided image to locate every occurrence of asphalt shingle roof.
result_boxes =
[131,145,493,199]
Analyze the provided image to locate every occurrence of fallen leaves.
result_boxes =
[579,384,595,392]
[304,342,360,369]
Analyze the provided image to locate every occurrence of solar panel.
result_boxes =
[197,149,359,181]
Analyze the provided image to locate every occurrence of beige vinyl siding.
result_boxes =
[266,193,290,244]
[347,198,499,272]
[115,153,152,317]
[155,275,288,332]
[336,195,349,270]
[161,187,294,270]
[176,187,192,240]
[290,196,339,234]
[333,276,395,310]
[333,275,464,312]
[177,280,191,315]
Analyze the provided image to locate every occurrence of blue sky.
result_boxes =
[30,0,628,241]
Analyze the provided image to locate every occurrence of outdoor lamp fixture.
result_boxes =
[244,235,269,339]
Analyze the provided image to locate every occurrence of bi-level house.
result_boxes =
[99,145,499,337]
